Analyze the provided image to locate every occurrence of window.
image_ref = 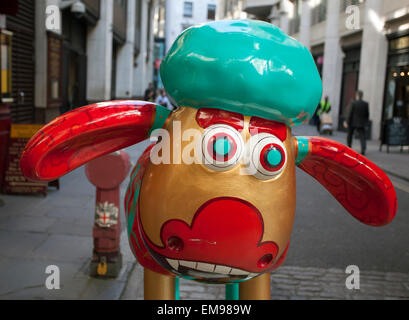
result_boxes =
[207,4,216,20]
[311,0,327,25]
[0,30,12,102]
[341,0,365,12]
[184,1,193,17]
[289,0,302,35]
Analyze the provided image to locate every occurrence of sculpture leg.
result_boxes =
[144,268,175,300]
[225,283,239,300]
[239,273,270,300]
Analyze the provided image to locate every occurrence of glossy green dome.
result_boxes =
[160,19,322,126]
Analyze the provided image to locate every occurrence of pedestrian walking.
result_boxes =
[161,91,175,111]
[310,102,320,126]
[345,90,369,155]
[154,89,174,111]
[144,83,155,102]
[316,96,331,133]
[154,89,164,105]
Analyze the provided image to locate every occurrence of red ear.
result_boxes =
[20,100,171,181]
[295,136,397,226]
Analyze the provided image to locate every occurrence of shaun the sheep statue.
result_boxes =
[20,20,396,300]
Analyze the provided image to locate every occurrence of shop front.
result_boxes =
[339,45,361,132]
[60,7,88,114]
[384,34,409,120]
[381,33,409,150]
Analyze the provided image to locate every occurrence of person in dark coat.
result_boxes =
[144,83,155,102]
[345,90,369,155]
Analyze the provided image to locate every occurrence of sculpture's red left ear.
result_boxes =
[20,100,171,182]
[294,136,397,226]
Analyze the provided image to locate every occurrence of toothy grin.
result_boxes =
[166,258,258,278]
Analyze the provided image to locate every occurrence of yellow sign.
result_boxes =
[10,124,44,139]
[97,262,108,276]
[1,70,8,94]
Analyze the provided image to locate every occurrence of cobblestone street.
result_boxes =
[121,264,409,300]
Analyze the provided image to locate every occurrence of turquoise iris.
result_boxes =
[267,148,282,166]
[214,138,231,156]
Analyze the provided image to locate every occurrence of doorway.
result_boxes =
[384,66,409,120]
[61,44,87,114]
[339,46,361,131]
[61,9,87,114]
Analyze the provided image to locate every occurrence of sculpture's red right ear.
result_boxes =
[20,100,171,182]
[294,136,397,226]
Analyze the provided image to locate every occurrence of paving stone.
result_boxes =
[120,231,136,264]
[271,294,291,300]
[120,263,144,300]
[181,284,206,292]
[384,286,409,298]
[47,218,93,237]
[385,272,409,281]
[44,195,93,209]
[271,277,299,285]
[0,215,56,233]
[296,290,322,297]
[186,292,215,300]
[80,278,127,299]
[45,205,94,220]
[0,257,85,298]
[297,284,322,292]
[0,194,47,216]
[0,231,48,258]
[33,234,93,262]
[291,273,319,280]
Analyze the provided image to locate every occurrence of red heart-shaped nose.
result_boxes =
[147,197,279,273]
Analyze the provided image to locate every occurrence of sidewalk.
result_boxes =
[0,127,408,300]
[0,140,152,299]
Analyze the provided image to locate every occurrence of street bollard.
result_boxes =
[85,151,131,278]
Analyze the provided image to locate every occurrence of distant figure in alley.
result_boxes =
[346,90,369,155]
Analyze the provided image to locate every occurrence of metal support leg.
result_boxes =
[225,283,239,300]
[175,277,180,300]
[239,273,271,300]
[144,268,175,300]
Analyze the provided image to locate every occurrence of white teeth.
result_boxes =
[179,260,197,269]
[196,262,215,273]
[166,258,254,277]
[214,265,232,275]
[166,258,179,270]
[229,268,249,276]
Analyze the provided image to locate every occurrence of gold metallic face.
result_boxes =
[138,107,296,281]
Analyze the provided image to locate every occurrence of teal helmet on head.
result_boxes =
[160,19,322,127]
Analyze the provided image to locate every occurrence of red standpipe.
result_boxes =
[85,151,131,277]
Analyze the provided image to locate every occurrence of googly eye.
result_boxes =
[245,133,287,180]
[198,124,244,171]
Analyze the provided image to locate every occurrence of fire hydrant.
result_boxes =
[85,151,131,277]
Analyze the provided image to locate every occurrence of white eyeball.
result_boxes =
[197,124,244,171]
[245,133,287,180]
